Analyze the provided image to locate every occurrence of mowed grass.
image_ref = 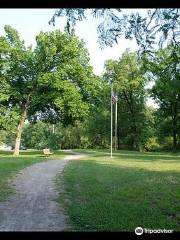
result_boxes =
[0,150,68,201]
[56,149,180,231]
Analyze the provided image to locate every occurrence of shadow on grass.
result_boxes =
[112,154,180,162]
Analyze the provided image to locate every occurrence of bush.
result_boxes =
[144,137,160,151]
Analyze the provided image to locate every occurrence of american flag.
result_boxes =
[112,92,118,104]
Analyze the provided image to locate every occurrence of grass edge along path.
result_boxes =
[56,149,180,231]
[0,150,67,201]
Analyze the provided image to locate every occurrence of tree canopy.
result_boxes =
[103,50,148,150]
[0,25,101,155]
[49,9,180,54]
[145,44,180,151]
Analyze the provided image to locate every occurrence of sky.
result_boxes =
[0,8,156,106]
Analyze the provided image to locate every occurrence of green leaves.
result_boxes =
[1,25,101,155]
[4,25,25,49]
[146,44,180,151]
[103,50,148,150]
[50,9,180,57]
[1,25,101,130]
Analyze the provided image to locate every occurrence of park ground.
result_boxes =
[0,149,180,231]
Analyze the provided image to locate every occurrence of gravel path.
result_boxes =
[0,154,83,231]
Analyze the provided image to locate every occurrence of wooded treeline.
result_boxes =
[0,21,179,154]
[20,46,180,152]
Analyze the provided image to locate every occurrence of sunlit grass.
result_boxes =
[57,149,180,231]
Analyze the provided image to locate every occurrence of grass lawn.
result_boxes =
[0,150,67,201]
[56,149,180,231]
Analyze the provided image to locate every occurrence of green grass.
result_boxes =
[0,149,67,201]
[56,149,180,231]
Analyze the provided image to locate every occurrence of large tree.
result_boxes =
[0,25,100,156]
[103,50,148,150]
[145,44,180,151]
[0,32,19,138]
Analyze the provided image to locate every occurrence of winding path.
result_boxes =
[0,154,83,231]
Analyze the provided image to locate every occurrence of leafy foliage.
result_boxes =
[50,9,180,55]
[145,44,180,151]
[144,137,160,152]
[0,25,101,155]
[103,50,149,150]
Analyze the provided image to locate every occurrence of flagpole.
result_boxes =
[115,94,117,151]
[111,84,113,158]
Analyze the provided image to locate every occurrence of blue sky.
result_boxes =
[0,8,156,106]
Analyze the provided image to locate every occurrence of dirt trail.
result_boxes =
[0,154,84,231]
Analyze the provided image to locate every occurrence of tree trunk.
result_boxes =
[14,108,27,156]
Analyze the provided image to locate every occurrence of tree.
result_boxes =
[145,45,180,151]
[0,25,100,156]
[103,50,148,150]
[85,83,111,149]
[22,121,62,150]
[21,120,90,150]
[0,33,20,140]
[49,9,180,54]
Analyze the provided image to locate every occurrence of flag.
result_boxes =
[112,92,118,104]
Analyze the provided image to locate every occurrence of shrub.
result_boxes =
[144,137,160,151]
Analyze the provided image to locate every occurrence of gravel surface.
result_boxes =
[0,154,83,231]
